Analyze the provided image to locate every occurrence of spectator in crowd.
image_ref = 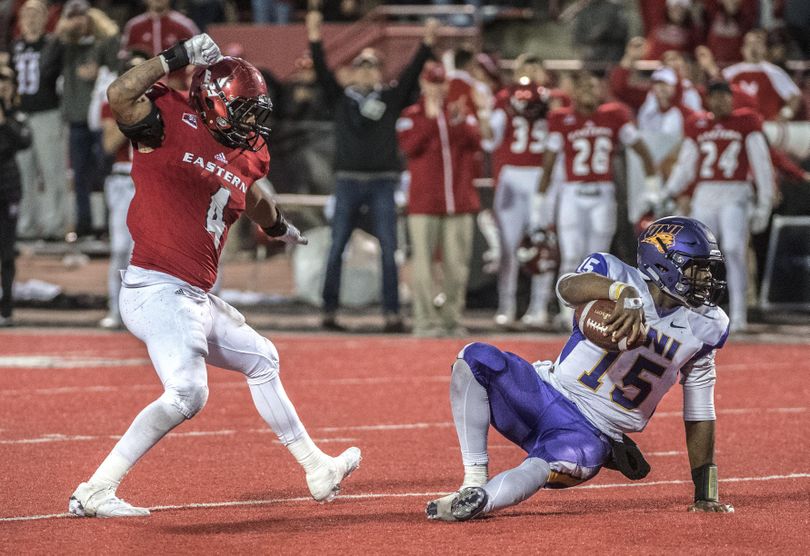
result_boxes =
[784,0,810,57]
[120,0,199,59]
[645,0,702,61]
[98,50,147,330]
[610,37,703,113]
[637,67,693,134]
[55,0,119,237]
[447,46,491,121]
[0,65,32,327]
[185,0,226,31]
[704,0,758,64]
[700,30,802,122]
[252,0,292,24]
[306,8,438,332]
[665,80,774,332]
[11,0,66,241]
[323,0,363,21]
[397,61,482,337]
[572,0,629,64]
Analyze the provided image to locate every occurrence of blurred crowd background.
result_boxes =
[0,0,808,334]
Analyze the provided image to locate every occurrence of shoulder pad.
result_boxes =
[117,101,164,149]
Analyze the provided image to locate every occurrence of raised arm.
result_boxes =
[306,9,343,103]
[107,34,222,131]
[390,18,439,109]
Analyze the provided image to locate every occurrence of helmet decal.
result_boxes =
[640,223,683,254]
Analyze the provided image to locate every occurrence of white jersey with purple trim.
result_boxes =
[539,252,729,440]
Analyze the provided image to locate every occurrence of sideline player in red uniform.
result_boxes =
[665,81,773,332]
[538,72,659,326]
[485,80,557,328]
[68,34,361,518]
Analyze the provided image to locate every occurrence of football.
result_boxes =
[575,299,644,352]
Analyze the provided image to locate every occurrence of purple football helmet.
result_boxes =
[637,216,726,308]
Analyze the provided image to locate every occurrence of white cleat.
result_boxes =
[306,447,362,502]
[68,482,150,518]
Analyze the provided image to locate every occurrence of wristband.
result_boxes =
[262,208,288,237]
[623,297,643,310]
[608,281,628,301]
[691,463,719,502]
[158,41,190,74]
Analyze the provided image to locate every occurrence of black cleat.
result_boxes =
[450,486,488,521]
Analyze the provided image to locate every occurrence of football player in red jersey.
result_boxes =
[68,34,361,518]
[665,80,774,332]
[538,72,659,327]
[485,80,558,328]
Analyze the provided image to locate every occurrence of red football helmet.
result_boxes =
[516,227,560,275]
[508,81,551,121]
[189,57,273,151]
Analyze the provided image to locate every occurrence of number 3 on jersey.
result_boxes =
[206,187,231,249]
[510,116,546,154]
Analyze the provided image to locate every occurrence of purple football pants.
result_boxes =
[461,342,611,487]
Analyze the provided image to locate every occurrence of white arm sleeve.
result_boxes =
[764,63,801,100]
[481,108,506,152]
[746,131,774,211]
[680,351,717,421]
[665,138,698,196]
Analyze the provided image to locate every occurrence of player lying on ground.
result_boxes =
[427,216,734,521]
[68,34,360,518]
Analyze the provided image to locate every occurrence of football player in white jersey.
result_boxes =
[426,216,735,521]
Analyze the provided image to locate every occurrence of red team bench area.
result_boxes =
[0,332,808,553]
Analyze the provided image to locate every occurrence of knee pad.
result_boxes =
[244,337,280,385]
[458,342,508,381]
[162,380,209,419]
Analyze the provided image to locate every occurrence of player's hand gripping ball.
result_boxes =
[575,299,646,352]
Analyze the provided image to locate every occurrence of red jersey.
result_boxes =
[101,102,132,165]
[546,103,638,183]
[120,11,199,57]
[128,86,270,290]
[722,62,801,120]
[490,91,547,172]
[398,101,481,215]
[684,109,762,183]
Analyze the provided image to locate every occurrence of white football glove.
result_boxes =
[184,33,223,66]
[529,193,546,229]
[273,221,309,246]
[750,205,771,234]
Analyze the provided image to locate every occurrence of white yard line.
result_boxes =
[2,473,808,523]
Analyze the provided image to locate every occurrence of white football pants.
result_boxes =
[107,266,307,472]
[104,173,135,319]
[557,182,617,274]
[493,165,555,318]
[690,184,752,328]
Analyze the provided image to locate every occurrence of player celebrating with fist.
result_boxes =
[427,216,734,522]
[68,34,361,518]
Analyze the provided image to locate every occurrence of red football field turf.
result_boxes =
[0,331,808,554]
